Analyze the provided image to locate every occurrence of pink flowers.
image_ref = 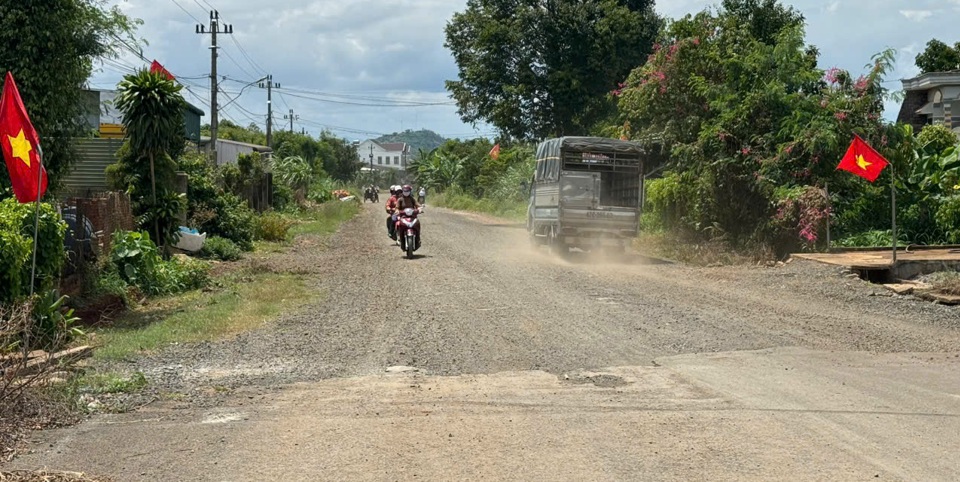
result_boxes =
[692,37,701,46]
[834,111,847,121]
[784,144,794,154]
[740,146,751,155]
[611,82,626,97]
[854,76,869,93]
[824,67,841,85]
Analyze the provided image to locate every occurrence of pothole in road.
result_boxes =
[562,373,630,388]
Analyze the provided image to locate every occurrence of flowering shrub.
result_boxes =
[617,5,893,252]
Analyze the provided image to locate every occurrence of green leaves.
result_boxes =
[0,199,66,304]
[115,70,186,157]
[0,0,140,190]
[445,0,661,139]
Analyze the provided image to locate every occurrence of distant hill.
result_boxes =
[375,129,446,158]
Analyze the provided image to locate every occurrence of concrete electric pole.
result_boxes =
[258,75,280,148]
[284,109,299,133]
[196,11,232,163]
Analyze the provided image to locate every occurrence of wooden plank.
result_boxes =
[2,346,93,379]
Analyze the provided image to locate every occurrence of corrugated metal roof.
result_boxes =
[61,138,125,193]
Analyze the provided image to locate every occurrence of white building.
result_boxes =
[357,140,411,171]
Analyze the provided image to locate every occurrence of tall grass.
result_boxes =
[430,190,527,221]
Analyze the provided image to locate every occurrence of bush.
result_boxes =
[0,199,67,304]
[917,124,958,154]
[255,213,294,242]
[936,195,960,244]
[179,154,257,251]
[200,236,242,261]
[109,230,210,296]
[29,290,83,350]
[834,229,911,248]
[205,192,257,251]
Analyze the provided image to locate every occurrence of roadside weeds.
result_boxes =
[0,202,358,466]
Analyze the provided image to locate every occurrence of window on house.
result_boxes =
[378,156,383,164]
[394,156,400,165]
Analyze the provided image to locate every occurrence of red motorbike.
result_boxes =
[396,207,422,259]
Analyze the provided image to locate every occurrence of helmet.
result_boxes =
[401,184,412,196]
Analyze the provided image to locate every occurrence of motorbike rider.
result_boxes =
[385,185,400,240]
[395,184,422,248]
[417,186,426,204]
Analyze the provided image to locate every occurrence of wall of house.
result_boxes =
[357,141,406,170]
[897,90,928,131]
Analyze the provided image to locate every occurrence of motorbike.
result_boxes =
[395,207,422,259]
[364,188,379,203]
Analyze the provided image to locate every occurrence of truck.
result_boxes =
[527,137,647,255]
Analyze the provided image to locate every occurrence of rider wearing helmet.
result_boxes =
[385,185,401,240]
[395,184,422,250]
[396,184,421,212]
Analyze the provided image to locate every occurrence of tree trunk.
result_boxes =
[149,151,160,251]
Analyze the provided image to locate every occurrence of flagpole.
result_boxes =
[28,145,43,297]
[891,172,897,265]
[824,181,831,252]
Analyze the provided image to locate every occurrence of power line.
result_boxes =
[278,86,455,105]
[197,0,269,76]
[169,0,203,23]
[280,91,455,108]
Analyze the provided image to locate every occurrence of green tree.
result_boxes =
[445,0,661,140]
[114,70,186,246]
[720,0,804,44]
[915,39,960,74]
[0,0,139,192]
[319,132,362,181]
[618,2,891,251]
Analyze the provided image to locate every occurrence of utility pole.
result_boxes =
[258,75,280,148]
[284,109,299,133]
[196,11,232,163]
[369,144,374,169]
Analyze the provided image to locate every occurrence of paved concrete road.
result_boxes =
[11,204,960,481]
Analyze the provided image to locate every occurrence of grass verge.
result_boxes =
[289,200,360,237]
[92,272,313,361]
[429,192,526,221]
[634,231,773,266]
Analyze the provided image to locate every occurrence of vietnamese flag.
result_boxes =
[489,143,500,160]
[150,60,175,81]
[0,72,46,203]
[836,134,889,183]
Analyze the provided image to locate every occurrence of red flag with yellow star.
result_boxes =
[837,134,888,183]
[0,72,46,202]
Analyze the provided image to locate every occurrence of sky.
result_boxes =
[88,0,960,142]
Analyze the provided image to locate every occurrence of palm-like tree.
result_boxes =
[114,70,185,243]
[273,155,313,203]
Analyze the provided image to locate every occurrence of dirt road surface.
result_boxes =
[10,204,960,480]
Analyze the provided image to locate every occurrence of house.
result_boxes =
[80,89,205,143]
[897,72,960,134]
[199,137,273,166]
[61,90,206,194]
[356,139,411,171]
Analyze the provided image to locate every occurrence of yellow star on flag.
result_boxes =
[7,129,32,167]
[856,154,871,171]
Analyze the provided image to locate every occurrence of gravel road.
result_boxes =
[115,202,960,393]
[10,203,960,480]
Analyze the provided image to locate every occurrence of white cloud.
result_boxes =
[824,1,840,13]
[900,9,933,21]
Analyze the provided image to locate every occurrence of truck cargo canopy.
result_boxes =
[535,137,646,182]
